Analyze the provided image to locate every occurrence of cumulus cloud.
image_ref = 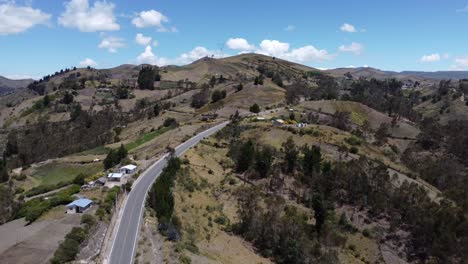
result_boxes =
[79,58,97,67]
[98,35,125,53]
[58,0,120,32]
[135,33,151,46]
[420,53,441,63]
[226,38,255,51]
[255,39,332,62]
[136,46,164,65]
[340,23,356,33]
[258,40,290,57]
[152,40,158,47]
[176,46,227,64]
[132,10,174,32]
[136,46,227,66]
[0,2,51,35]
[339,42,364,55]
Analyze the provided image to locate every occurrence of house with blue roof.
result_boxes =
[66,198,93,214]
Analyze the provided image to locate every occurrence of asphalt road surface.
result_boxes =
[108,121,229,264]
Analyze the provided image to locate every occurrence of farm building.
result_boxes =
[120,165,137,174]
[108,172,124,182]
[272,119,285,126]
[66,198,93,214]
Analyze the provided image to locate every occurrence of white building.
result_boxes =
[108,172,124,182]
[272,119,285,126]
[120,165,137,174]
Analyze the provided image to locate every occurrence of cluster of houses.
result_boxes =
[67,164,138,214]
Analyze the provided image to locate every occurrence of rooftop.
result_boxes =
[67,198,93,208]
[121,164,137,170]
[108,173,123,178]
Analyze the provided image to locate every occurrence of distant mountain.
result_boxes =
[400,71,468,80]
[327,67,468,81]
[0,76,33,95]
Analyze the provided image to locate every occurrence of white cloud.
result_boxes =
[58,0,120,32]
[79,58,97,67]
[443,53,450,59]
[132,10,173,32]
[136,46,227,66]
[136,46,163,65]
[451,56,468,70]
[135,33,151,46]
[284,25,296,31]
[0,2,51,35]
[282,45,332,62]
[339,42,364,55]
[4,74,38,80]
[255,39,332,62]
[340,23,356,33]
[176,46,227,64]
[226,38,255,51]
[258,40,290,57]
[98,35,125,53]
[420,53,440,63]
[152,40,158,47]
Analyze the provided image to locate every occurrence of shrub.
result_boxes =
[163,118,178,128]
[350,146,359,154]
[249,103,260,113]
[81,214,96,227]
[362,228,371,238]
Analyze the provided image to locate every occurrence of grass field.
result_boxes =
[125,126,172,151]
[31,162,103,186]
[78,145,110,155]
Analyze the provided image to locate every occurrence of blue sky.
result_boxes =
[1,0,468,79]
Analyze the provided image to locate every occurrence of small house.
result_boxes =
[66,198,93,214]
[296,123,307,128]
[108,172,123,182]
[120,165,137,174]
[95,177,106,186]
[272,119,285,127]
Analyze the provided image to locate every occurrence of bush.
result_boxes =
[362,228,371,238]
[81,214,96,227]
[350,146,359,154]
[211,90,227,103]
[51,227,89,264]
[249,103,260,113]
[14,174,27,181]
[345,136,362,146]
[163,118,178,128]
[73,173,86,185]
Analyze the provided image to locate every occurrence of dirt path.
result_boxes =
[24,185,72,201]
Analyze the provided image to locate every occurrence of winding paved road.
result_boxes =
[108,121,229,264]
